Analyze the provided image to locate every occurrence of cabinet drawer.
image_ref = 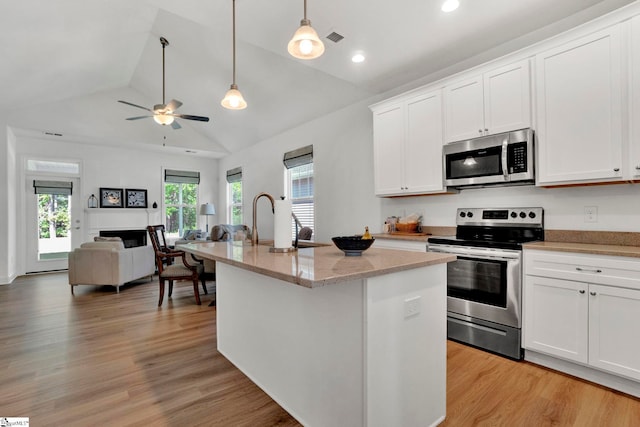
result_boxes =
[524,250,640,290]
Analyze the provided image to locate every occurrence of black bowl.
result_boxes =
[331,235,375,256]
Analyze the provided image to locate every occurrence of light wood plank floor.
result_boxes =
[1,273,639,426]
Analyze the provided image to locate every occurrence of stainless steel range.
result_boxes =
[427,207,544,360]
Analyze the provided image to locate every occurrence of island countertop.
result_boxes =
[180,241,455,288]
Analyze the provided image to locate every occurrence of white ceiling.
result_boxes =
[1,0,636,158]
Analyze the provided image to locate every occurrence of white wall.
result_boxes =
[219,100,381,243]
[381,184,640,232]
[0,121,17,284]
[8,134,218,278]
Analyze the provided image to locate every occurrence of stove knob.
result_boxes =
[510,211,517,218]
[529,212,536,219]
[460,211,466,218]
[519,211,526,218]
[467,211,473,218]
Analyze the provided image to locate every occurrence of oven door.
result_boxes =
[428,244,522,328]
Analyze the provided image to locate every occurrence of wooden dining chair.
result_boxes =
[147,225,207,306]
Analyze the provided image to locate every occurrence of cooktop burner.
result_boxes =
[427,207,544,250]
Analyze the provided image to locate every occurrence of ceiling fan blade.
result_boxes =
[126,116,152,121]
[166,99,183,112]
[118,100,152,112]
[171,120,182,130]
[173,114,210,122]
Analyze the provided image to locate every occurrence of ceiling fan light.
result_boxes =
[153,114,175,126]
[221,84,247,110]
[288,20,325,59]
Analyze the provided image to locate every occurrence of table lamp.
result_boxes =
[200,203,216,234]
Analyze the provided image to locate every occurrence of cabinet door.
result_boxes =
[373,104,405,196]
[536,26,623,185]
[588,284,640,381]
[404,91,444,194]
[523,275,588,363]
[631,16,640,178]
[483,59,531,135]
[444,76,484,143]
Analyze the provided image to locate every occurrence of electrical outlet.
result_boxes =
[404,296,421,318]
[584,206,598,223]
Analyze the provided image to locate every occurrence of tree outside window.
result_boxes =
[164,182,198,238]
[38,194,70,238]
[229,181,243,225]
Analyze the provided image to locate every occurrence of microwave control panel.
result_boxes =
[507,142,528,174]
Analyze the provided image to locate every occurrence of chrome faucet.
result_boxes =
[251,192,275,246]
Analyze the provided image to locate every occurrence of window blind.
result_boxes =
[164,169,200,184]
[283,145,313,169]
[226,167,243,183]
[33,180,73,195]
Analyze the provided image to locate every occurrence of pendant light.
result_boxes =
[221,0,247,110]
[288,0,324,60]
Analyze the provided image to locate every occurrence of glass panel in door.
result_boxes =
[446,256,508,307]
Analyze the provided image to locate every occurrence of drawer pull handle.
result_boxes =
[579,290,585,294]
[576,267,602,273]
[590,291,597,296]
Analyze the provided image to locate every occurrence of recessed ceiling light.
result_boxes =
[352,53,365,63]
[441,0,459,13]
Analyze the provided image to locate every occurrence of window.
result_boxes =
[226,167,243,225]
[164,169,200,238]
[284,145,314,240]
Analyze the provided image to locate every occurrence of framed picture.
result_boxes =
[99,188,124,208]
[126,188,148,208]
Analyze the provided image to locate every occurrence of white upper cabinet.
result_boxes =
[372,89,447,197]
[444,59,531,143]
[535,25,623,186]
[631,15,640,179]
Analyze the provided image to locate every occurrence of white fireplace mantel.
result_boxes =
[85,208,162,238]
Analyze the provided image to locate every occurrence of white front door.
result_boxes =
[25,176,82,273]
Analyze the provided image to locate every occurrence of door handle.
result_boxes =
[576,267,602,273]
[579,290,585,294]
[501,138,509,180]
[590,291,597,296]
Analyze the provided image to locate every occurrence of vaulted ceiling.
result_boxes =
[1,0,635,158]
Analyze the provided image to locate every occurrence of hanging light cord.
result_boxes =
[161,40,166,105]
[232,0,237,86]
[303,0,307,20]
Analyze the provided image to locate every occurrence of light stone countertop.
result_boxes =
[180,241,455,288]
[523,241,640,258]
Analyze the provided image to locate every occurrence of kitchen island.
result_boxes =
[181,241,455,427]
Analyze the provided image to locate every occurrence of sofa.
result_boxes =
[68,240,156,294]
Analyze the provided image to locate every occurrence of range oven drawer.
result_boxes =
[448,313,523,360]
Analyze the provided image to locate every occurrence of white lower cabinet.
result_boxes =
[524,250,640,383]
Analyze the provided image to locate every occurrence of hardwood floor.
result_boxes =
[1,273,639,426]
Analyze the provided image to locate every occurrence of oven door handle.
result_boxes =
[428,245,520,260]
[501,137,509,181]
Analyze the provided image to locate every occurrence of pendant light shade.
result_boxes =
[222,84,247,110]
[288,0,324,60]
[221,0,247,110]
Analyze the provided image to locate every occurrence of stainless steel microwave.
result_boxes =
[443,128,534,188]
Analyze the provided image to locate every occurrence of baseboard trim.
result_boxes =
[0,273,18,285]
[525,350,640,398]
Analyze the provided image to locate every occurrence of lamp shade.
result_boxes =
[200,203,216,215]
[221,85,247,110]
[288,20,324,59]
[153,114,175,125]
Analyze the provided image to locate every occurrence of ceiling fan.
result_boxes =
[118,37,210,130]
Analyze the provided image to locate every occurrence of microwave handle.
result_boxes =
[501,138,509,180]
